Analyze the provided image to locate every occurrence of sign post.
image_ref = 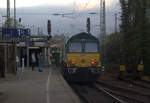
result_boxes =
[2,28,31,69]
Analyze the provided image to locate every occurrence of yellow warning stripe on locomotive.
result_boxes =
[66,53,100,68]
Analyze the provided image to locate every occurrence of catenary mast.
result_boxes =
[7,0,10,28]
[14,0,16,28]
[100,0,106,68]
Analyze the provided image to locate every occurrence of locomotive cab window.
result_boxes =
[85,42,98,52]
[69,42,82,52]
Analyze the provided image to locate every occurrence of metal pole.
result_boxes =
[4,44,7,77]
[14,0,17,74]
[38,27,40,35]
[103,0,106,38]
[100,0,103,40]
[103,0,106,68]
[115,13,117,33]
[26,36,29,67]
[100,0,106,67]
[27,45,29,67]
[14,0,16,28]
[7,0,10,28]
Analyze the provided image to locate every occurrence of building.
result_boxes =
[17,35,50,67]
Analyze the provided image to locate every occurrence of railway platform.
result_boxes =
[47,66,81,103]
[0,66,82,103]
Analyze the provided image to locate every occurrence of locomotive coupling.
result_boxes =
[68,68,77,74]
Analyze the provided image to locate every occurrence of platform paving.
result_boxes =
[0,66,82,103]
[48,67,81,103]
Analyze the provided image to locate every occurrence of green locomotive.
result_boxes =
[61,32,101,82]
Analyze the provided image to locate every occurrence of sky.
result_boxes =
[0,0,120,37]
[0,0,116,8]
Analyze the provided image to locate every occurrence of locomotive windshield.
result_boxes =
[85,42,98,52]
[69,43,82,52]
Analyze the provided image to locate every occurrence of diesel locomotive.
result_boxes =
[61,32,101,82]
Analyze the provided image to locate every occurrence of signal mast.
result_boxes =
[86,17,91,33]
[100,0,106,68]
[7,0,10,28]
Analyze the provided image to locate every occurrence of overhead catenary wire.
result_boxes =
[10,0,100,20]
[71,0,97,19]
[12,0,101,36]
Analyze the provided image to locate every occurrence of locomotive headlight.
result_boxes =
[91,60,98,66]
[69,60,76,65]
[91,61,95,65]
[72,61,76,65]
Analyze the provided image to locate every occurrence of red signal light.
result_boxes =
[47,20,51,35]
[48,25,51,29]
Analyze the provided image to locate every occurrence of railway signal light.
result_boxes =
[47,20,51,35]
[19,18,21,22]
[87,17,91,33]
[47,20,52,39]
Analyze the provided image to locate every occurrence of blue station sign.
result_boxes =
[2,28,31,38]
[25,41,34,46]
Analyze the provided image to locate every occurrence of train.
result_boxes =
[61,32,101,82]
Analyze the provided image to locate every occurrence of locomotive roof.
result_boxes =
[67,32,98,43]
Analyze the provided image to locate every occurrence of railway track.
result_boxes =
[70,83,123,103]
[96,81,150,103]
[126,80,150,90]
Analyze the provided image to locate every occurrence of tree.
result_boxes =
[119,0,150,75]
[104,33,122,70]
